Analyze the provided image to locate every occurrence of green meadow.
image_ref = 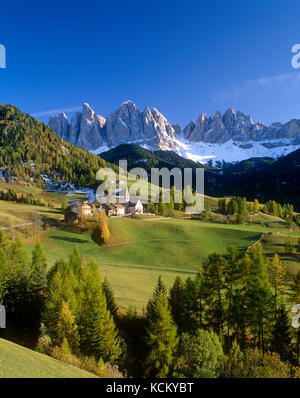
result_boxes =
[23,215,299,311]
[0,338,97,378]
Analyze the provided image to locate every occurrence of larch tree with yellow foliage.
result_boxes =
[94,208,110,244]
[268,253,287,316]
[253,199,259,213]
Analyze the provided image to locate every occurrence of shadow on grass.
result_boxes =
[38,209,62,215]
[50,235,90,244]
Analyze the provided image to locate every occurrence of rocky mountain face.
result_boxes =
[49,101,180,152]
[49,103,106,151]
[48,101,300,162]
[183,109,300,146]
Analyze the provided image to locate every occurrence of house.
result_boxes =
[115,204,125,216]
[126,199,144,215]
[64,208,79,223]
[102,203,117,217]
[70,200,92,216]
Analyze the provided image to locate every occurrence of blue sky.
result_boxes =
[1,0,300,127]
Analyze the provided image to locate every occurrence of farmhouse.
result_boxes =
[126,200,144,215]
[64,200,92,222]
[70,200,92,216]
[64,194,143,223]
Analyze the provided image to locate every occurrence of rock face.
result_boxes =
[182,108,300,144]
[49,113,70,142]
[48,102,300,159]
[48,101,179,152]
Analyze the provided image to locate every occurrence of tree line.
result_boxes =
[1,232,300,378]
[0,188,54,208]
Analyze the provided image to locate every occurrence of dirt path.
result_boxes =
[0,222,33,230]
[103,238,200,248]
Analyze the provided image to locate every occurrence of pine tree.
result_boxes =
[44,260,78,341]
[145,291,178,377]
[147,276,167,320]
[31,241,47,291]
[245,243,272,351]
[56,300,80,353]
[271,304,292,362]
[268,253,286,316]
[182,275,204,333]
[102,276,119,321]
[77,260,121,363]
[202,252,226,336]
[69,245,82,276]
[168,276,186,334]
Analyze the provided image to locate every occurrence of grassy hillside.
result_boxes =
[24,216,287,311]
[26,218,264,270]
[261,231,300,274]
[0,338,97,378]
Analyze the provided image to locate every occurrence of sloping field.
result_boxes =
[0,338,97,378]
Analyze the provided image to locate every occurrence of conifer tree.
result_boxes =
[145,291,178,378]
[31,241,47,291]
[202,252,226,336]
[69,245,82,277]
[146,276,167,320]
[268,253,286,316]
[271,304,292,362]
[102,276,119,321]
[77,260,121,363]
[182,276,204,333]
[245,243,272,351]
[56,300,80,353]
[44,260,78,341]
[168,276,186,334]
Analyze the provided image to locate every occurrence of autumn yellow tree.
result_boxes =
[253,199,259,213]
[94,208,110,244]
[269,253,286,316]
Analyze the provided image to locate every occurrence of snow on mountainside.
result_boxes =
[48,101,300,164]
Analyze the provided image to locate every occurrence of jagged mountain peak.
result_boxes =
[48,102,300,163]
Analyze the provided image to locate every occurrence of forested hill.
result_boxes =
[222,149,300,210]
[0,105,117,187]
[100,143,222,195]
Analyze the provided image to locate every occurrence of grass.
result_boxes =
[248,212,286,229]
[3,193,297,312]
[260,231,300,274]
[24,217,272,311]
[0,187,90,228]
[0,201,63,228]
[99,263,183,312]
[27,217,264,270]
[0,338,97,378]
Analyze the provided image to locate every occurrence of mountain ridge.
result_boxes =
[48,101,300,163]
